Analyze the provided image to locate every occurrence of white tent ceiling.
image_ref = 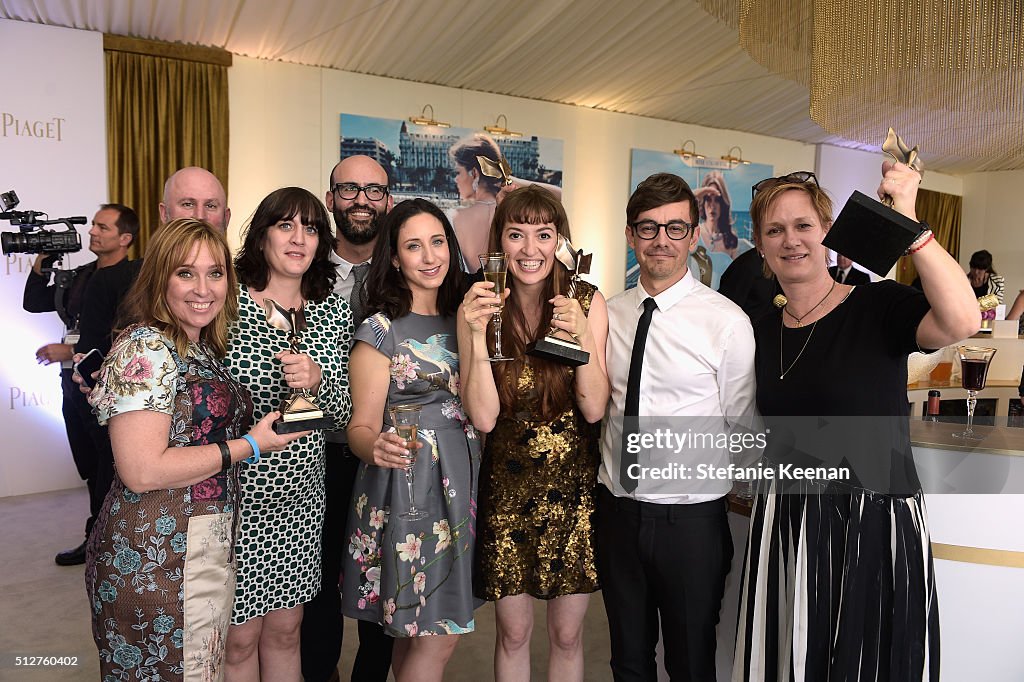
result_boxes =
[3,0,1019,175]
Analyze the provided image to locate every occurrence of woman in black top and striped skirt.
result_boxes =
[732,163,979,682]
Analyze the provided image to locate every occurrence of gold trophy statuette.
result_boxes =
[263,299,334,434]
[823,128,929,277]
[526,236,592,367]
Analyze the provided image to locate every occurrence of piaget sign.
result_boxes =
[2,113,65,141]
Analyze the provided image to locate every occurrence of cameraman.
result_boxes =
[23,203,139,566]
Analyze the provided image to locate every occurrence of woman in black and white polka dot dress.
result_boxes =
[224,188,352,678]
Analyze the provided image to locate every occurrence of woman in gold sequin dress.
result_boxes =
[458,186,609,681]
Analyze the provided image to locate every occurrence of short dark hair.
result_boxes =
[626,173,699,226]
[969,249,994,273]
[234,187,337,302]
[363,199,465,320]
[100,203,139,246]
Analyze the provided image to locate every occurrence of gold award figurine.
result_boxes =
[263,299,334,434]
[526,236,592,367]
[822,127,929,277]
[477,154,514,187]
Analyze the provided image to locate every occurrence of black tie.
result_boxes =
[838,269,846,284]
[349,262,370,329]
[620,297,658,493]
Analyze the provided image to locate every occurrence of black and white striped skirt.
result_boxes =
[733,482,939,682]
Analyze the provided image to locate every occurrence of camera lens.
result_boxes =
[1,231,26,255]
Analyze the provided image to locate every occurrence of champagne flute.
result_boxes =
[952,345,997,440]
[478,253,513,362]
[390,404,427,520]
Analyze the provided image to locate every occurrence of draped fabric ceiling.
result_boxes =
[3,0,1019,175]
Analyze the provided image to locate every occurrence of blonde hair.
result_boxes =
[119,218,238,357]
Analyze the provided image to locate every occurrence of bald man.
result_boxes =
[80,167,231,359]
[302,155,394,682]
[159,166,231,230]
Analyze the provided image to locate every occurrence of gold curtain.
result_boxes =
[104,36,231,256]
[897,188,962,285]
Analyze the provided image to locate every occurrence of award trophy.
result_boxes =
[823,128,929,277]
[526,236,591,367]
[263,299,334,434]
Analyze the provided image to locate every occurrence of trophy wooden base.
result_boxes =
[527,335,590,367]
[273,394,334,434]
[823,191,925,277]
[274,414,334,434]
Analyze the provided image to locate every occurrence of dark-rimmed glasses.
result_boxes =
[332,183,389,201]
[628,220,694,241]
[751,171,817,199]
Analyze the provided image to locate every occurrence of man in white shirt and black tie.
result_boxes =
[828,253,870,285]
[597,173,757,681]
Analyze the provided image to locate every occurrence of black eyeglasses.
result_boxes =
[628,220,694,241]
[751,171,817,199]
[332,183,389,201]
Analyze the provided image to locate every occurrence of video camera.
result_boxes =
[0,190,86,256]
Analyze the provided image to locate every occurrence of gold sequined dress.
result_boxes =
[475,280,601,600]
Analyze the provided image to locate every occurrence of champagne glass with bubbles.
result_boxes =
[953,345,997,440]
[478,253,513,362]
[390,404,427,520]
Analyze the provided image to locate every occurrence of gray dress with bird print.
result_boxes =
[341,311,481,637]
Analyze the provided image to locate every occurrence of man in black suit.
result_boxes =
[828,254,870,285]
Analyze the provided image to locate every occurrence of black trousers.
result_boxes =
[595,485,733,682]
[61,368,114,538]
[301,441,394,682]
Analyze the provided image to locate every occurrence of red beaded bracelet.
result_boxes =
[907,230,934,255]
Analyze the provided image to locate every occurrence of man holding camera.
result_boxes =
[23,202,139,565]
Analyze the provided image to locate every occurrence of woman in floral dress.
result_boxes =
[341,199,478,682]
[85,219,304,681]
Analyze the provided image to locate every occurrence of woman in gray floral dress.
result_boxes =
[342,199,478,682]
[85,219,304,681]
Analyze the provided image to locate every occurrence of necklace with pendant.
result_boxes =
[779,320,818,380]
[779,285,856,380]
[783,279,836,327]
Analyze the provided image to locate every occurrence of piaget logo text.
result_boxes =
[2,113,65,141]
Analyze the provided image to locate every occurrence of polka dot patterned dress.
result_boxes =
[227,285,352,624]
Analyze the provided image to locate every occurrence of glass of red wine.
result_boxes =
[953,345,997,439]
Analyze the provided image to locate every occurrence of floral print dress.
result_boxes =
[85,325,252,682]
[341,312,481,637]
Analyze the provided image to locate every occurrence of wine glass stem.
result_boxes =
[493,313,503,357]
[406,465,417,512]
[966,390,977,434]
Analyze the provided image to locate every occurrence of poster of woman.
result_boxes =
[626,149,773,291]
[340,114,564,272]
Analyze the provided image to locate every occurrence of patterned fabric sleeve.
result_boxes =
[87,325,178,426]
[354,312,395,358]
[307,293,353,430]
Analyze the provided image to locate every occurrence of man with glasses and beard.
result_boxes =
[302,155,394,682]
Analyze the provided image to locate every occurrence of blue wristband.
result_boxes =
[241,434,260,464]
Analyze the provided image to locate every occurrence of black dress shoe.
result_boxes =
[55,540,87,566]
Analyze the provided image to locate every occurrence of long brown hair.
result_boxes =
[488,186,573,422]
[119,218,238,357]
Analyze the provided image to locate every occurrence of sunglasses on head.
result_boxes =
[751,171,817,199]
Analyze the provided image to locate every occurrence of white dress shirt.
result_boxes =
[329,248,370,299]
[327,249,369,443]
[599,271,758,503]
